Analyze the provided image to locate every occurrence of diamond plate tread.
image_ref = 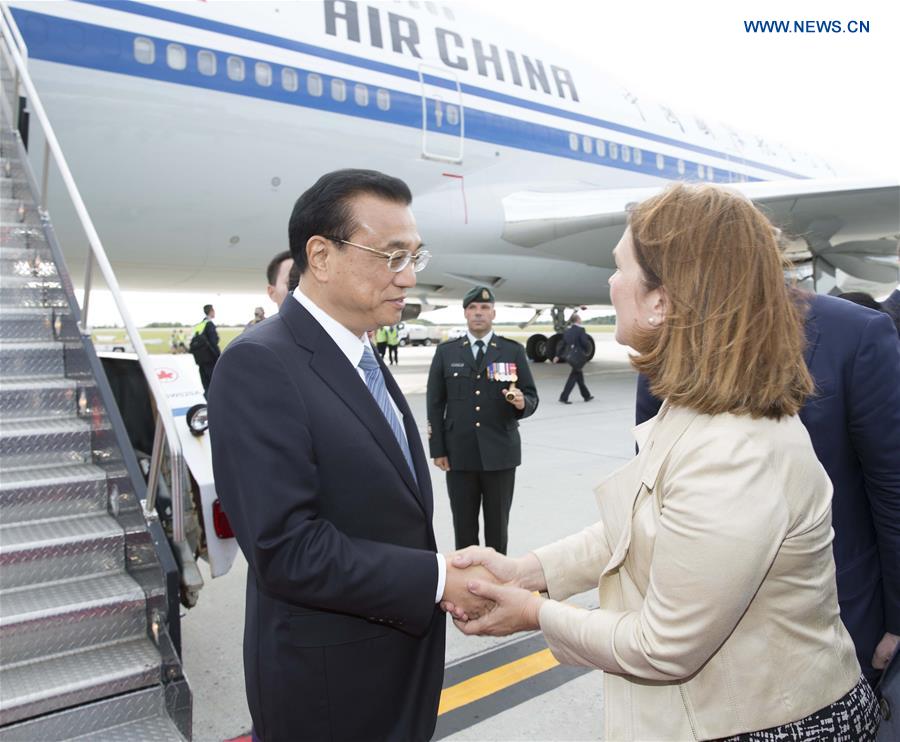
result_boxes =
[0,273,62,289]
[0,289,68,309]
[0,637,163,726]
[0,203,41,226]
[0,309,61,341]
[0,341,65,379]
[0,377,84,420]
[0,227,48,250]
[0,253,58,278]
[0,415,92,469]
[0,572,148,666]
[0,513,124,590]
[0,462,108,524]
[0,685,186,742]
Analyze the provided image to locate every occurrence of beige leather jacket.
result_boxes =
[534,403,860,740]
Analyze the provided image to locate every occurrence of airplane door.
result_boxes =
[418,64,464,164]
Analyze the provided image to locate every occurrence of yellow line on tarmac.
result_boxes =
[438,649,559,715]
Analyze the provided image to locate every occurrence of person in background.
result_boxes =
[245,306,266,330]
[375,325,389,357]
[386,324,400,364]
[447,184,879,741]
[170,327,187,354]
[426,286,538,555]
[265,250,294,308]
[555,313,594,404]
[190,304,220,395]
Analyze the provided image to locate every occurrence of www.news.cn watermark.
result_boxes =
[744,19,870,33]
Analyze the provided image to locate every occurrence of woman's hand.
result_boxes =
[452,580,544,637]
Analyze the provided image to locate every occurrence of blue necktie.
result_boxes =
[359,346,417,483]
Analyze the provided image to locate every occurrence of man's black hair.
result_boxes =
[288,169,412,274]
[203,304,213,316]
[266,250,293,286]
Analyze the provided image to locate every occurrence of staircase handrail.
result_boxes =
[0,5,186,544]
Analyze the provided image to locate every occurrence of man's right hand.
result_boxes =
[433,456,450,471]
[441,561,497,620]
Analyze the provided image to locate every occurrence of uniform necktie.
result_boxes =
[358,346,417,482]
[475,340,485,369]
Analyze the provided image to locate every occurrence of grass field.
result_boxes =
[91,324,615,354]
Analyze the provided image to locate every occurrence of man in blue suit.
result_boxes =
[209,170,492,741]
[636,291,900,685]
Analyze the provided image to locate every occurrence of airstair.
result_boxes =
[0,5,190,739]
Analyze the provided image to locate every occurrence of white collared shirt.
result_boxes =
[292,287,446,601]
[466,330,493,360]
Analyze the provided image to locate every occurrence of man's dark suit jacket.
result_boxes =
[636,293,900,682]
[209,297,445,741]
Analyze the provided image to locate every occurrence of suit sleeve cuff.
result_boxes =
[435,553,447,603]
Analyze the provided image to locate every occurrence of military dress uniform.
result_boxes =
[426,329,538,554]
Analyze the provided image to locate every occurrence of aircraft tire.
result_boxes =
[585,334,596,361]
[526,333,549,362]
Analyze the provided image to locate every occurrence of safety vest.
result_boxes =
[375,326,388,343]
[192,319,209,337]
[386,326,399,345]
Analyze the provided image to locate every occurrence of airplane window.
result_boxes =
[354,83,369,106]
[697,164,705,179]
[633,148,642,165]
[595,139,605,157]
[227,56,245,82]
[446,104,459,125]
[582,136,592,154]
[568,133,578,151]
[656,153,664,170]
[443,6,455,20]
[376,89,391,111]
[331,78,347,102]
[677,159,685,175]
[282,68,298,92]
[197,50,216,76]
[255,62,272,87]
[609,142,618,160]
[166,43,187,71]
[621,145,630,163]
[307,73,323,97]
[707,167,715,181]
[134,37,155,65]
[425,1,438,13]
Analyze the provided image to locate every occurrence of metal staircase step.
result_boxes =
[0,198,41,226]
[0,637,162,726]
[0,685,187,741]
[0,307,62,341]
[0,274,67,308]
[0,463,108,523]
[0,341,65,378]
[0,249,58,280]
[0,415,92,469]
[0,377,86,420]
[0,513,124,590]
[0,176,32,200]
[0,571,148,666]
[0,224,47,250]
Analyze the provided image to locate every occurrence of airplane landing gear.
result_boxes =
[524,305,596,363]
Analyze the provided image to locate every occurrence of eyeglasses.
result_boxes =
[324,236,431,273]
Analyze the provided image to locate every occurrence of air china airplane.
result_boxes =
[7,0,899,360]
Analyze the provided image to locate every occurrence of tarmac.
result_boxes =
[182,333,638,741]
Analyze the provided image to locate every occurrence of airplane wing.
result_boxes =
[501,178,900,292]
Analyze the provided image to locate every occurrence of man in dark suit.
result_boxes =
[636,291,900,685]
[209,170,492,741]
[426,287,538,555]
[556,313,594,404]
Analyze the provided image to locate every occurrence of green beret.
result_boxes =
[463,286,495,308]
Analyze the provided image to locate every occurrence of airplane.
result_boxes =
[5,0,899,366]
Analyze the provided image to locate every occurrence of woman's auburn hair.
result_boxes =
[629,183,813,419]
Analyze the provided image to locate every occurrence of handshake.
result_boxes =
[438,547,548,637]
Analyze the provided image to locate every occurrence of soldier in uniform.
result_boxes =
[426,286,538,554]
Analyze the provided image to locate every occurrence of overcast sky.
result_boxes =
[89,0,898,326]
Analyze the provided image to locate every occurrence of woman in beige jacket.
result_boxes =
[446,184,880,740]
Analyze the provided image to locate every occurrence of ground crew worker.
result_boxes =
[426,286,538,554]
[190,304,221,395]
[386,324,400,365]
[375,325,388,357]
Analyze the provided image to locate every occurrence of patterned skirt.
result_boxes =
[717,675,880,741]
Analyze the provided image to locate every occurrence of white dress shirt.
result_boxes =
[292,287,446,602]
[466,330,493,360]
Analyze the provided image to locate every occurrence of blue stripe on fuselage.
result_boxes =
[11,6,772,183]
